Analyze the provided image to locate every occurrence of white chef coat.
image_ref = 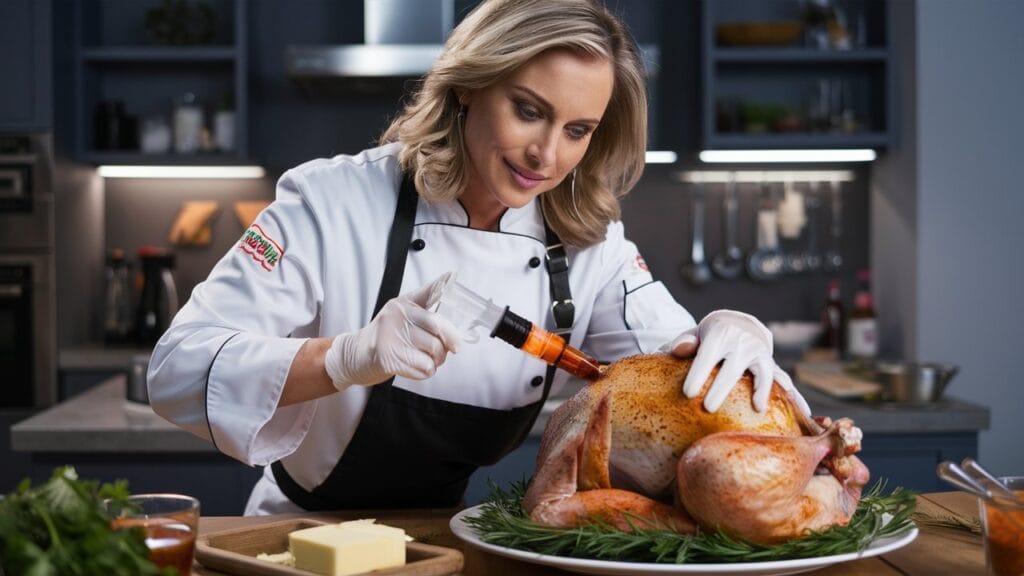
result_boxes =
[147,142,696,514]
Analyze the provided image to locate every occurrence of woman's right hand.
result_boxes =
[324,275,462,389]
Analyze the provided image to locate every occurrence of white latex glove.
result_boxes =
[661,310,811,415]
[324,274,462,390]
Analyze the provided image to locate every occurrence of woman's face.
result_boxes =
[461,49,614,215]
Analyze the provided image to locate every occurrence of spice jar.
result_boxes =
[173,92,203,154]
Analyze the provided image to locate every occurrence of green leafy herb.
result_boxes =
[464,480,917,564]
[0,467,172,576]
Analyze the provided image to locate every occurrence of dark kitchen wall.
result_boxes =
[57,0,868,343]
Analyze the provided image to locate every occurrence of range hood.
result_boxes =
[286,0,454,94]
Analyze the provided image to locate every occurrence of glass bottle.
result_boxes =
[136,247,179,345]
[103,249,134,344]
[818,279,845,358]
[847,269,879,363]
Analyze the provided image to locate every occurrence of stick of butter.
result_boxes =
[255,550,295,566]
[288,522,406,576]
[338,519,414,542]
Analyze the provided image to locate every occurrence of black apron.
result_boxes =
[271,175,574,510]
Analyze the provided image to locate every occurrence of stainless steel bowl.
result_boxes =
[875,361,958,403]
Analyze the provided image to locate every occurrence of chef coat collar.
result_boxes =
[416,194,544,239]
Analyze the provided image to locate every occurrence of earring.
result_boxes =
[457,105,466,132]
[571,168,583,221]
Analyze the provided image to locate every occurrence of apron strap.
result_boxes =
[372,173,419,318]
[543,216,574,333]
[541,210,574,393]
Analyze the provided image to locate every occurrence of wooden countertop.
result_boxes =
[193,492,987,576]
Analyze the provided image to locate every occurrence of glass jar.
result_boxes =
[173,93,204,154]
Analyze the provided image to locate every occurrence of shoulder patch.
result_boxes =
[634,254,649,272]
[239,224,284,271]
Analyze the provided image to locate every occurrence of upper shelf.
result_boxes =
[709,47,889,64]
[80,46,239,63]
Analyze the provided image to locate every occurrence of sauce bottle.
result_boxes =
[818,279,845,358]
[847,269,879,363]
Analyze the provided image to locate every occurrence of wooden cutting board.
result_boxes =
[195,518,463,576]
[795,361,882,399]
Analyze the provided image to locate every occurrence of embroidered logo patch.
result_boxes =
[634,254,649,272]
[239,224,283,271]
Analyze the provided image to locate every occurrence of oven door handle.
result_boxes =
[0,284,25,298]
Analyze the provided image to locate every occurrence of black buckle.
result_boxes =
[545,244,569,274]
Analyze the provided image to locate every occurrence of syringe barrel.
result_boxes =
[434,278,506,337]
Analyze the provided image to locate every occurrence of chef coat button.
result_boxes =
[528,256,542,268]
[530,375,544,388]
[410,239,426,251]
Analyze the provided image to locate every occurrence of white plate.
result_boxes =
[450,505,918,576]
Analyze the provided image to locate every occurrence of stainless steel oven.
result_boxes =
[0,134,53,250]
[0,133,55,407]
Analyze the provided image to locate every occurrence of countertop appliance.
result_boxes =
[0,133,56,408]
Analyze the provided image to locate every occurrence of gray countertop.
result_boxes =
[10,376,215,453]
[13,375,989,454]
[59,344,152,372]
[529,381,990,437]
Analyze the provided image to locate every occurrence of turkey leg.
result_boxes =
[677,417,870,544]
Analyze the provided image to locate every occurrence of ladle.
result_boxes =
[824,179,844,272]
[681,182,712,286]
[746,182,784,281]
[711,176,744,279]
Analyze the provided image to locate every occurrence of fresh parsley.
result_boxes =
[0,467,173,576]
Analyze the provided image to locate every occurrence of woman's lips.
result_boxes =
[505,159,546,190]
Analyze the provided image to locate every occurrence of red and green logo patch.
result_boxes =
[239,224,283,271]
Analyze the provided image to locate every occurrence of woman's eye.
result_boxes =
[516,102,542,121]
[567,125,593,140]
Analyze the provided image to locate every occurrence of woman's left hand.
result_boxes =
[662,310,811,415]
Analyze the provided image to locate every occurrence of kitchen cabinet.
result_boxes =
[0,0,52,130]
[70,0,249,164]
[701,0,892,149]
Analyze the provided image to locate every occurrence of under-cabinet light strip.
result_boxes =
[674,170,856,184]
[644,150,678,164]
[698,149,877,163]
[98,165,267,179]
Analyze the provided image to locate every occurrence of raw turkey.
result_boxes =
[523,353,870,544]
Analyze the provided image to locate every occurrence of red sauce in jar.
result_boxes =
[985,490,1024,576]
[112,517,196,575]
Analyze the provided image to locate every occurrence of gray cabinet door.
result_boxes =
[0,0,52,130]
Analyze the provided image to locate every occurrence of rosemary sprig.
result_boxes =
[464,480,917,564]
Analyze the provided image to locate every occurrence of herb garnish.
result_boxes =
[464,481,917,564]
[0,467,172,576]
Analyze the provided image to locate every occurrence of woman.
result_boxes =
[148,0,809,515]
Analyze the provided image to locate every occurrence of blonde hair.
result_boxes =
[380,0,648,247]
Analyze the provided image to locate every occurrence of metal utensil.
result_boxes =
[937,461,992,499]
[824,179,844,272]
[962,458,1024,505]
[746,183,784,281]
[803,182,822,272]
[938,461,1024,509]
[712,176,744,279]
[681,182,712,286]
